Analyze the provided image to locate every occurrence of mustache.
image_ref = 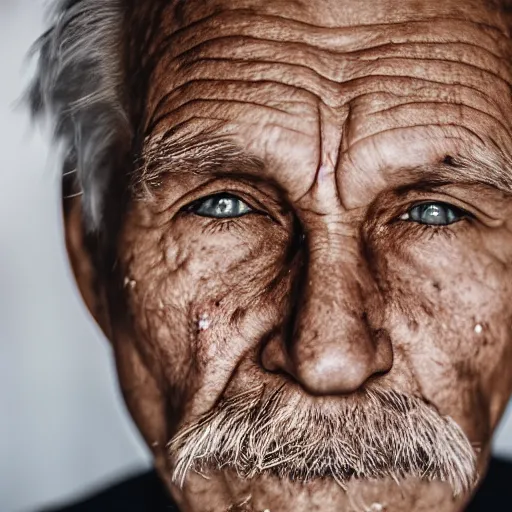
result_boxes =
[168,385,477,495]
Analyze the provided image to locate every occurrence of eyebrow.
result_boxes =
[134,131,266,191]
[396,152,512,196]
[135,131,512,198]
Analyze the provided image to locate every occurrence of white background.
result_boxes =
[1,2,511,512]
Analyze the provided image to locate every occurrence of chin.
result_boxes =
[166,469,472,512]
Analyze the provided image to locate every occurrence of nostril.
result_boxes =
[260,332,290,374]
[371,328,394,373]
[261,348,280,372]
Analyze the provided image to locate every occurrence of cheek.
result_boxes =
[374,230,512,441]
[119,216,291,414]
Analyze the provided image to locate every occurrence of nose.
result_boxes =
[261,237,393,396]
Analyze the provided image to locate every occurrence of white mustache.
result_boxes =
[168,386,477,496]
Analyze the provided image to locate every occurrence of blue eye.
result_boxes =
[402,202,467,226]
[191,193,253,218]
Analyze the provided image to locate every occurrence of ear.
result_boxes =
[64,197,113,341]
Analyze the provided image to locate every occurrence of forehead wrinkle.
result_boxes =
[146,96,310,139]
[153,7,510,57]
[141,8,512,117]
[144,36,512,134]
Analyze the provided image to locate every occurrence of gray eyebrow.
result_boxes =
[398,152,512,195]
[135,126,512,201]
[134,132,265,191]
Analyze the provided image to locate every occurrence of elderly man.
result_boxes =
[32,0,512,510]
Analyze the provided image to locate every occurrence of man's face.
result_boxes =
[79,0,512,510]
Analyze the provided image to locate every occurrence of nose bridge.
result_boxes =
[294,236,368,349]
[280,232,392,395]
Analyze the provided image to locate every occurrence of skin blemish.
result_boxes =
[123,276,137,289]
[443,154,455,166]
[408,319,419,332]
[198,313,211,331]
[474,323,483,334]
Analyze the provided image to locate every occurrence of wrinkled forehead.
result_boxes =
[159,0,510,31]
[145,0,512,65]
[141,0,512,133]
[135,0,512,204]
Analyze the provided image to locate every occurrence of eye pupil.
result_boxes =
[217,198,233,215]
[422,204,444,223]
[425,205,440,217]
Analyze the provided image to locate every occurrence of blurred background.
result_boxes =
[1,2,511,512]
[1,2,151,512]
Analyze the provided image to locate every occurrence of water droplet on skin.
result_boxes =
[198,314,210,331]
[123,277,137,289]
[474,323,483,334]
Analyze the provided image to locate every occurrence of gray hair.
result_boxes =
[28,0,130,231]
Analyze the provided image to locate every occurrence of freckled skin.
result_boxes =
[66,0,512,510]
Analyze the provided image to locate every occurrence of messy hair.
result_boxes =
[28,0,131,232]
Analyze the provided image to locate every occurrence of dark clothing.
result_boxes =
[41,470,177,512]
[465,458,511,511]
[42,458,512,512]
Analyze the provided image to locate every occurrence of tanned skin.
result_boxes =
[65,0,512,510]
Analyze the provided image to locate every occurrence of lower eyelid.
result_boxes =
[200,217,238,235]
